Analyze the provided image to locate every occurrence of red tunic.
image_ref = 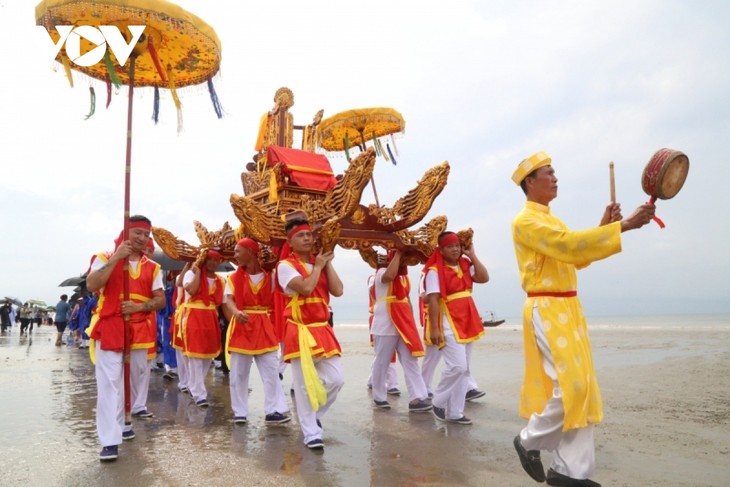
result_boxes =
[426,261,484,343]
[88,254,160,352]
[183,273,224,359]
[279,257,341,362]
[226,269,279,355]
[384,275,425,356]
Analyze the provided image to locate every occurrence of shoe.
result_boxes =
[373,400,391,409]
[122,429,135,441]
[132,409,153,418]
[233,416,248,424]
[195,399,209,408]
[408,400,433,413]
[427,392,434,398]
[163,371,178,381]
[432,405,446,421]
[306,438,324,450]
[316,419,322,428]
[513,435,546,483]
[465,389,486,401]
[99,445,118,461]
[546,468,601,486]
[387,387,401,396]
[265,412,292,425]
[446,415,472,425]
[179,386,189,394]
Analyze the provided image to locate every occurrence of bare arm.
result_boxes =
[620,203,656,232]
[120,288,165,315]
[285,251,334,296]
[325,260,344,297]
[380,251,401,284]
[427,293,441,345]
[86,242,132,292]
[462,244,489,284]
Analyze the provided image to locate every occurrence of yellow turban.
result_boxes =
[512,151,552,185]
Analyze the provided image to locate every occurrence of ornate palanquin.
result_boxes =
[231,88,451,266]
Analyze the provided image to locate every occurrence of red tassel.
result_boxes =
[147,38,167,83]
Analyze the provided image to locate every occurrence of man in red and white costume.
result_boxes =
[171,262,191,393]
[423,231,489,424]
[225,237,291,425]
[86,215,165,462]
[276,218,344,450]
[182,250,225,407]
[370,250,432,412]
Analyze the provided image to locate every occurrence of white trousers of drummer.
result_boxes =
[372,335,428,402]
[130,349,150,414]
[431,330,472,420]
[422,344,479,396]
[187,357,212,402]
[520,303,595,479]
[230,351,289,417]
[95,343,133,448]
[175,349,189,391]
[367,359,399,390]
[290,355,344,445]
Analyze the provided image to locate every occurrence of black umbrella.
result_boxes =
[59,275,87,287]
[3,296,23,306]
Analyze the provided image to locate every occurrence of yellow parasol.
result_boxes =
[317,107,406,206]
[35,0,222,424]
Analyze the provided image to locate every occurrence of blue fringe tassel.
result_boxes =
[387,143,397,165]
[152,86,160,124]
[207,78,223,119]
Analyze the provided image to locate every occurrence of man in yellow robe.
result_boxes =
[511,152,655,486]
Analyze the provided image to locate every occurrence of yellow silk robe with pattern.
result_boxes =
[512,201,622,431]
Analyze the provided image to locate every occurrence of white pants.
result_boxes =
[290,356,344,444]
[372,335,428,402]
[520,304,596,479]
[367,360,399,389]
[229,351,289,417]
[130,349,150,414]
[432,334,471,420]
[175,349,189,390]
[422,344,478,395]
[187,357,211,402]
[95,343,132,447]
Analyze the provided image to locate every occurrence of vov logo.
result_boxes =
[37,25,146,67]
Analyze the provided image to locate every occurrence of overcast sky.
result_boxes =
[1,1,728,322]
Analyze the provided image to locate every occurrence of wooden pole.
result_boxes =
[123,57,136,426]
[609,161,616,203]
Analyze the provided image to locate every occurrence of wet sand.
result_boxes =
[1,324,728,487]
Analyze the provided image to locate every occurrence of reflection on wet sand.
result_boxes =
[0,325,509,486]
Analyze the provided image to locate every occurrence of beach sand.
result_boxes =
[0,323,728,486]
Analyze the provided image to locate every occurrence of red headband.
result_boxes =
[129,220,152,231]
[287,224,311,240]
[438,233,460,247]
[207,250,223,259]
[236,238,259,255]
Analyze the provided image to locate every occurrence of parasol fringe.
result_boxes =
[391,134,400,157]
[387,143,397,165]
[152,86,160,124]
[372,133,381,156]
[379,138,390,162]
[61,57,73,88]
[146,38,167,83]
[105,75,112,109]
[207,78,223,119]
[166,65,183,133]
[103,51,121,89]
[344,133,352,162]
[84,87,96,120]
